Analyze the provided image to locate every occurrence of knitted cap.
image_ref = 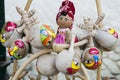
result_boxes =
[56,0,75,21]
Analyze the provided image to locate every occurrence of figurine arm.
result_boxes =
[95,13,105,25]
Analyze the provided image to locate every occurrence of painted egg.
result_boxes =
[40,24,56,46]
[82,47,102,70]
[95,28,118,51]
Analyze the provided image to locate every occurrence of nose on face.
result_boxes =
[9,46,18,56]
[93,55,102,65]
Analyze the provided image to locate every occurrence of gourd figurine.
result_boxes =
[53,0,76,52]
[81,14,119,51]
[36,0,83,76]
[0,21,21,48]
[79,17,102,70]
[81,47,102,70]
[8,7,56,60]
[53,0,83,74]
[55,33,81,74]
[0,7,36,48]
[94,27,118,50]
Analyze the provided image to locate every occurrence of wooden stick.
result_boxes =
[48,76,52,80]
[18,70,28,79]
[36,74,41,80]
[97,65,102,80]
[11,60,18,79]
[53,75,58,80]
[104,76,109,80]
[96,0,103,80]
[74,73,86,80]
[81,64,91,80]
[60,39,88,49]
[96,0,102,28]
[65,75,70,80]
[24,0,33,11]
[12,48,52,80]
[28,75,36,80]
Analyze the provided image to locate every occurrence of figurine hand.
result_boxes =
[65,28,72,43]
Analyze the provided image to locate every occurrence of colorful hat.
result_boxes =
[4,21,17,32]
[56,0,75,21]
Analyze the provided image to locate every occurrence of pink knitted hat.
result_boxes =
[56,0,75,21]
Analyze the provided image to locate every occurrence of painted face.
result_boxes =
[67,60,81,74]
[83,47,102,70]
[0,22,17,43]
[8,39,26,60]
[107,28,118,39]
[57,14,73,29]
[40,24,56,46]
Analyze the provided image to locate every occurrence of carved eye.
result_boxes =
[59,16,63,20]
[64,18,68,21]
[85,60,93,64]
[17,54,20,57]
[16,53,22,58]
[1,34,6,41]
[84,60,94,67]
[74,61,80,67]
[46,38,52,46]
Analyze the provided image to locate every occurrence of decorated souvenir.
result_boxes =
[7,7,56,60]
[55,31,81,74]
[78,16,103,70]
[81,47,102,70]
[53,0,76,52]
[56,0,75,29]
[0,21,21,48]
[94,28,118,50]
[4,0,119,80]
[0,7,36,48]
